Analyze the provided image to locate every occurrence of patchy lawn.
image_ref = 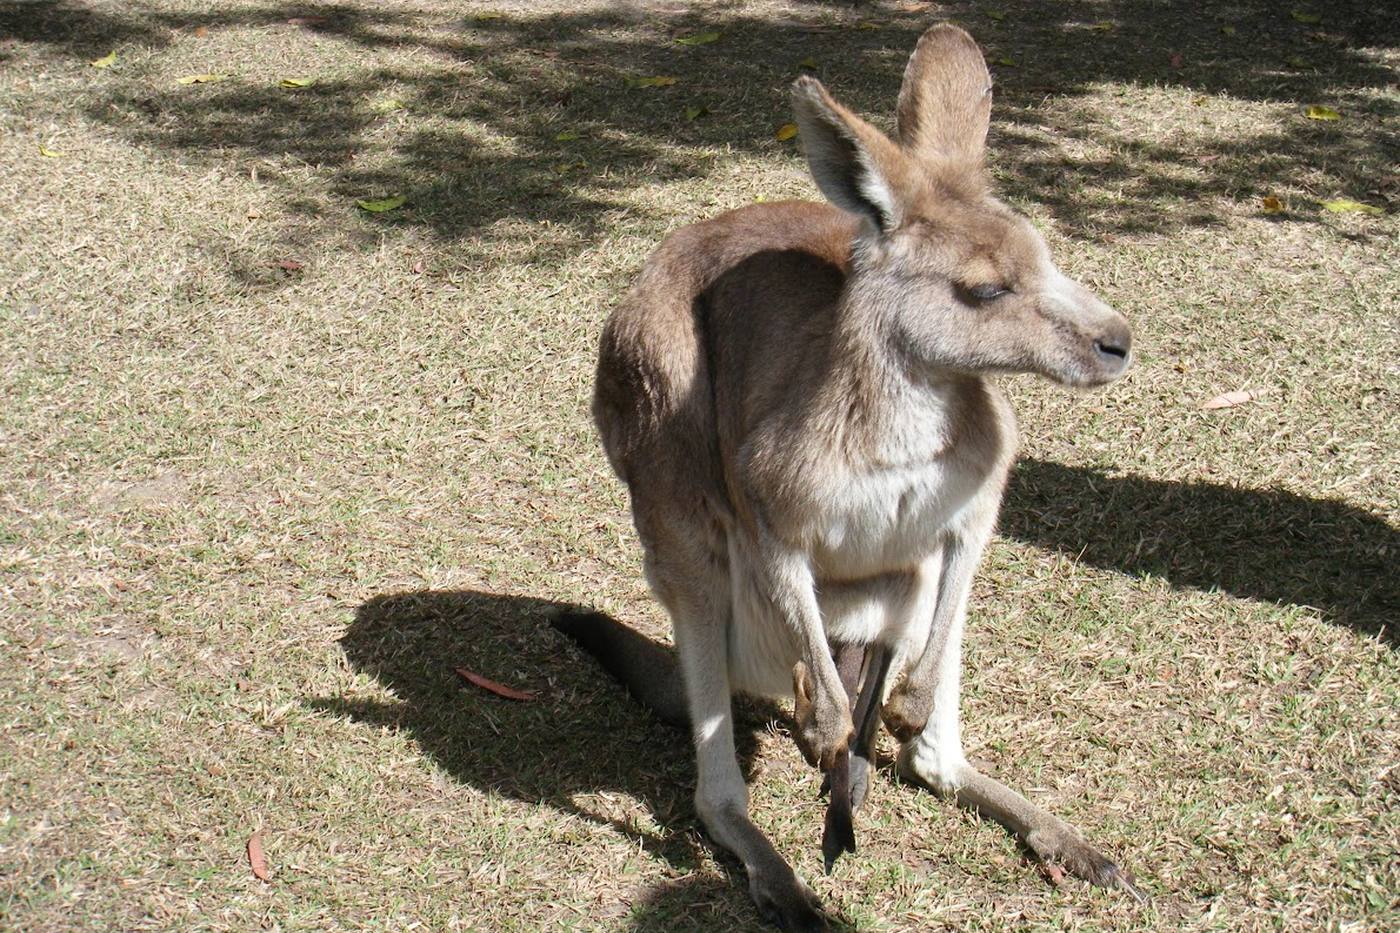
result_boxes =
[1,1,1396,930]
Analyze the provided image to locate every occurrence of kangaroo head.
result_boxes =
[792,24,1131,389]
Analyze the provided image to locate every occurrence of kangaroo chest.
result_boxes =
[810,456,985,580]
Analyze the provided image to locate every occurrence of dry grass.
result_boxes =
[1,1,1397,930]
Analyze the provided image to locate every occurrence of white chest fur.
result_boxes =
[811,456,982,579]
[806,380,1002,580]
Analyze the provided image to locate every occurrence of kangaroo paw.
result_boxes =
[880,679,932,743]
[792,661,854,771]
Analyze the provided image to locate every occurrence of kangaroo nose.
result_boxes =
[1094,337,1129,361]
[1093,320,1132,366]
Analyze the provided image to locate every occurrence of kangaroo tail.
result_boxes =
[550,610,691,729]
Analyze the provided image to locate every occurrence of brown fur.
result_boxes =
[578,24,1140,930]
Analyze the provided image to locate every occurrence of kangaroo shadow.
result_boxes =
[1004,459,1398,644]
[313,589,799,931]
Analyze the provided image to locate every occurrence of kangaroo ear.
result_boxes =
[791,75,909,233]
[895,24,992,174]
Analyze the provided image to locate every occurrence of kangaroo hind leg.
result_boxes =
[646,534,830,931]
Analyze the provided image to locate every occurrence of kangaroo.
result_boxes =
[557,24,1139,930]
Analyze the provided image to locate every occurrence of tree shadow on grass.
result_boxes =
[6,0,1393,259]
[311,588,815,931]
[1005,458,1399,645]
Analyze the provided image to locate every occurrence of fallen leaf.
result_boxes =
[1089,21,1116,31]
[554,129,580,142]
[855,21,881,31]
[627,75,678,88]
[247,833,271,881]
[286,15,328,26]
[995,56,1017,67]
[270,259,304,272]
[987,11,1006,21]
[683,104,709,121]
[245,208,262,220]
[1041,861,1068,886]
[356,194,406,213]
[676,31,721,46]
[89,51,117,69]
[1290,10,1322,25]
[193,26,210,38]
[371,96,405,114]
[1220,25,1238,37]
[454,666,537,701]
[1284,55,1308,68]
[1261,195,1285,214]
[176,73,229,84]
[39,145,62,158]
[279,77,315,88]
[775,122,798,141]
[1169,52,1184,69]
[1305,104,1340,121]
[797,56,818,70]
[1201,388,1268,410]
[1321,198,1383,215]
[554,159,586,173]
[1191,95,1207,106]
[411,260,425,274]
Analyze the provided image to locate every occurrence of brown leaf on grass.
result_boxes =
[1261,195,1285,214]
[270,259,303,272]
[411,259,425,274]
[286,16,328,27]
[247,833,271,881]
[454,666,537,701]
[192,26,210,38]
[90,51,117,68]
[1169,52,1184,69]
[1040,861,1068,886]
[775,122,798,141]
[1201,388,1268,410]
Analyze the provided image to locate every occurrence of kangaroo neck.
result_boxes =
[812,288,981,469]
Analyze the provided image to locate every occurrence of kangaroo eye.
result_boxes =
[965,283,1011,302]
